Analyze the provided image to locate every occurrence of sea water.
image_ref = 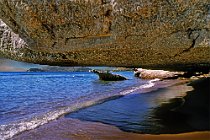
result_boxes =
[0,71,152,139]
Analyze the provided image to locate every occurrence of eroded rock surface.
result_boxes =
[0,0,210,70]
[92,69,127,81]
[134,68,181,79]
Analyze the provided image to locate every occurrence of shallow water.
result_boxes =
[67,84,192,134]
[0,71,148,139]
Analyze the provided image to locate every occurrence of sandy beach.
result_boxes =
[12,77,210,140]
[12,118,210,140]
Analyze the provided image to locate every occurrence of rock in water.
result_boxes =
[92,70,127,81]
[27,68,45,72]
[134,68,181,79]
[0,1,209,70]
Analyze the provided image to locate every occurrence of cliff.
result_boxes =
[0,0,210,71]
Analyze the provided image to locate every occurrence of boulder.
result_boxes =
[92,70,127,81]
[0,1,209,71]
[134,68,181,79]
[27,68,45,72]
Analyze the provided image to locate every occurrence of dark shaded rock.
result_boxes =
[0,1,209,70]
[27,68,45,72]
[92,70,127,81]
[153,78,210,132]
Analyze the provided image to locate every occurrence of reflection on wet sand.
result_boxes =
[13,118,210,140]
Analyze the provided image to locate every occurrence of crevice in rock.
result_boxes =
[103,9,113,33]
[65,36,86,41]
[52,42,57,48]
[65,38,70,45]
[62,54,67,59]
[64,36,87,44]
[187,28,193,39]
[174,30,200,57]
[105,9,112,17]
[41,23,55,39]
[52,3,58,13]
[179,35,199,55]
[65,33,111,45]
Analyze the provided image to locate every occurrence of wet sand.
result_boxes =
[13,77,210,140]
[12,118,210,140]
[66,79,195,134]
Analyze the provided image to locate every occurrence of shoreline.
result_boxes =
[12,77,209,140]
[12,118,210,140]
[150,77,210,134]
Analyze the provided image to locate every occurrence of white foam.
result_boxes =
[120,79,160,95]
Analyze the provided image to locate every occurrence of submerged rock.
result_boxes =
[92,70,127,81]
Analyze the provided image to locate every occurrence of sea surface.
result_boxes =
[0,71,197,140]
[0,71,152,139]
[67,84,193,134]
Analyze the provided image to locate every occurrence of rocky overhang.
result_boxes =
[0,0,209,71]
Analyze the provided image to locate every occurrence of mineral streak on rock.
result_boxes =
[0,0,210,70]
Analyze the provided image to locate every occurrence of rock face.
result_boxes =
[0,0,210,70]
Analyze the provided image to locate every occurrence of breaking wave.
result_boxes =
[0,79,159,140]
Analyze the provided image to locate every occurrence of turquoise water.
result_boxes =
[0,71,148,139]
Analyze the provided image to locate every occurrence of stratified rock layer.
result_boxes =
[0,0,210,70]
